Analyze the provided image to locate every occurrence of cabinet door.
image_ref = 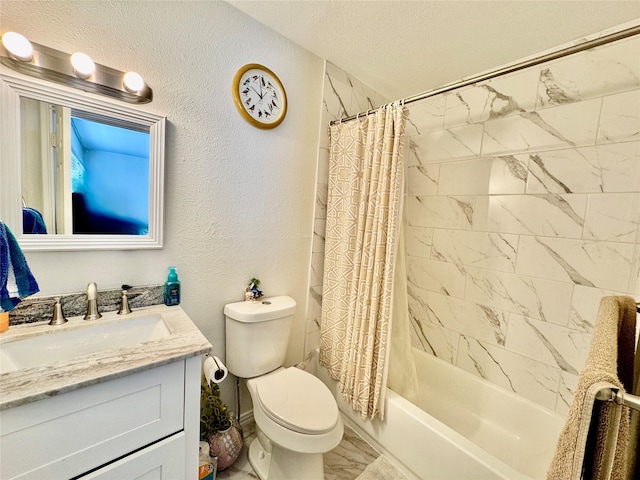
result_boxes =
[1,361,185,479]
[80,432,186,480]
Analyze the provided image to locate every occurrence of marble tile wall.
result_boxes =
[304,62,389,361]
[307,33,639,417]
[404,34,640,414]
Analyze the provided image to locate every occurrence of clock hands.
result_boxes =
[249,85,263,99]
[245,75,267,100]
[240,73,280,120]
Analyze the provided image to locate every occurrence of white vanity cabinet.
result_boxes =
[0,355,202,480]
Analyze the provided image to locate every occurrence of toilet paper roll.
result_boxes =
[204,355,228,385]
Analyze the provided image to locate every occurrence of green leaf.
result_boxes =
[200,381,232,440]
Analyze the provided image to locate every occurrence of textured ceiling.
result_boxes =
[227,1,640,100]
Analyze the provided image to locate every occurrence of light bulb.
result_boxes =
[123,71,144,93]
[2,32,33,62]
[70,52,95,79]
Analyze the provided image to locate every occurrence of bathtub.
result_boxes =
[315,347,565,480]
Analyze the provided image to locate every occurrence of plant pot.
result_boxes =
[208,416,243,471]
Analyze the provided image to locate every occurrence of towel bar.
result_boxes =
[595,386,640,412]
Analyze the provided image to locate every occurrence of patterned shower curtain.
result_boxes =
[319,102,406,420]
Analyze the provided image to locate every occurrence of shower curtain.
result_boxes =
[387,219,420,405]
[320,102,406,420]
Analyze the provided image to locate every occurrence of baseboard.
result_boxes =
[239,409,254,429]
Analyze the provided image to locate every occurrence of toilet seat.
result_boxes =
[255,368,339,435]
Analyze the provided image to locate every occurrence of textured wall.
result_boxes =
[1,1,324,405]
[404,32,640,414]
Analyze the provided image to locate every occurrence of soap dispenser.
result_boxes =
[164,266,181,306]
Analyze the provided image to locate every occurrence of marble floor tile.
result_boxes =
[217,421,379,480]
[216,423,259,480]
[324,425,380,480]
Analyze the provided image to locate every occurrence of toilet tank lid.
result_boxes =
[224,295,296,322]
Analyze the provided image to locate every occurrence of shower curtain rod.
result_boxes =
[330,23,640,126]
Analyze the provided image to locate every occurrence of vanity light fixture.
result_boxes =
[0,32,152,103]
[123,71,144,93]
[70,52,95,79]
[1,32,33,62]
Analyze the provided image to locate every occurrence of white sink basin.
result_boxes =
[0,314,170,374]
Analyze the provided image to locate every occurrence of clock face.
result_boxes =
[232,64,287,129]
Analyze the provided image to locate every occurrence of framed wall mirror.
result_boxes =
[0,72,165,251]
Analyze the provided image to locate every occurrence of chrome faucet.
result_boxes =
[84,282,102,321]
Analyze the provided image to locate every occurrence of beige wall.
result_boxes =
[0,0,324,405]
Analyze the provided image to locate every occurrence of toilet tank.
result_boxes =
[224,295,296,378]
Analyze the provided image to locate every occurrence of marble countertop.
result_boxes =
[0,304,211,410]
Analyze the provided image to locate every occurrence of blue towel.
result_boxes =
[0,221,39,312]
[22,207,47,234]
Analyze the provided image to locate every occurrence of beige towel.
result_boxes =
[547,296,636,480]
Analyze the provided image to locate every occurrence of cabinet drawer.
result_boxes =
[80,432,186,480]
[0,361,185,480]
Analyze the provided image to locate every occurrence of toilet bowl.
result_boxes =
[246,367,343,479]
[224,296,343,480]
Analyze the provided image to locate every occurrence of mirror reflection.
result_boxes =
[1,72,165,251]
[21,98,150,236]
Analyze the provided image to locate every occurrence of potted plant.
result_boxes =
[244,277,263,302]
[200,379,243,471]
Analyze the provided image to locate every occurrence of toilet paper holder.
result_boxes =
[204,353,228,383]
[204,353,241,424]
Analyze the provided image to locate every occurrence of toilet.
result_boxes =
[224,296,343,480]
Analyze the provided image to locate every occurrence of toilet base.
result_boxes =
[248,437,271,480]
[248,436,324,480]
